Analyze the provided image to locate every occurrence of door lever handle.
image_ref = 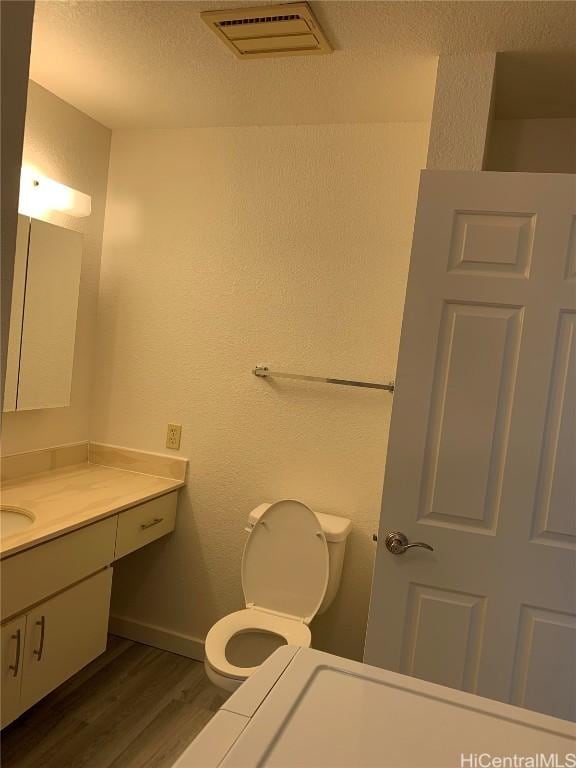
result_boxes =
[385,531,434,555]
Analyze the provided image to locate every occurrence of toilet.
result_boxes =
[204,499,352,692]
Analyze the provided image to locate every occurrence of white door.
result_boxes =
[1,615,26,727]
[20,569,112,712]
[365,170,576,722]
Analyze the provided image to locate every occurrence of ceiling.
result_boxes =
[29,1,576,129]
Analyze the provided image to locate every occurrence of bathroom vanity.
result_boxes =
[0,447,186,728]
[1,188,187,729]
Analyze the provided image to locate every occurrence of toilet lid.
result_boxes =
[242,500,329,623]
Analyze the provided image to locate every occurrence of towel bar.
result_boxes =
[252,366,394,393]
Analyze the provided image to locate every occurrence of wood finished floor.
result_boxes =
[1,635,229,768]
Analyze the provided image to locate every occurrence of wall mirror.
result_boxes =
[4,214,82,412]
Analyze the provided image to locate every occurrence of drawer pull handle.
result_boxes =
[9,629,21,677]
[33,616,46,662]
[140,517,163,530]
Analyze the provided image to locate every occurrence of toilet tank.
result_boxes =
[314,510,352,614]
[247,504,352,615]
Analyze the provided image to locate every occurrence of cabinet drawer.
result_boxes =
[114,492,177,560]
[20,568,112,712]
[1,516,117,620]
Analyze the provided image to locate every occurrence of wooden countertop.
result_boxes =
[0,462,184,559]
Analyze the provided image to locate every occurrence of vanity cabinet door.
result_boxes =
[20,569,112,712]
[1,615,26,728]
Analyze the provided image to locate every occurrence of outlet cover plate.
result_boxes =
[166,423,182,450]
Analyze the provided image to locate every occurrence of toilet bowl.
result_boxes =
[205,499,351,692]
[204,609,311,691]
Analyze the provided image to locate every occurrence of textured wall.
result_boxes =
[486,118,576,173]
[2,82,111,454]
[427,53,496,171]
[94,122,429,661]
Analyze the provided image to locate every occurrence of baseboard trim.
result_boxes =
[109,615,205,661]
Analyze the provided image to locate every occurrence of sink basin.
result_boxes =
[0,506,35,537]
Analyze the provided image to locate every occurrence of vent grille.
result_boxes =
[217,15,300,27]
[201,3,332,60]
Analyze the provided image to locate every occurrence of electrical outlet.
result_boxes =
[166,423,182,450]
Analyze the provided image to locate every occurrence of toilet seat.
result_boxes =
[205,608,311,680]
[242,499,329,622]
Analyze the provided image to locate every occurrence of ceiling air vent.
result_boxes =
[201,3,332,59]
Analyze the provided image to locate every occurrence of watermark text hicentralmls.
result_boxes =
[460,754,576,768]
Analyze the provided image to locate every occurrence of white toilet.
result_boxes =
[204,499,352,692]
